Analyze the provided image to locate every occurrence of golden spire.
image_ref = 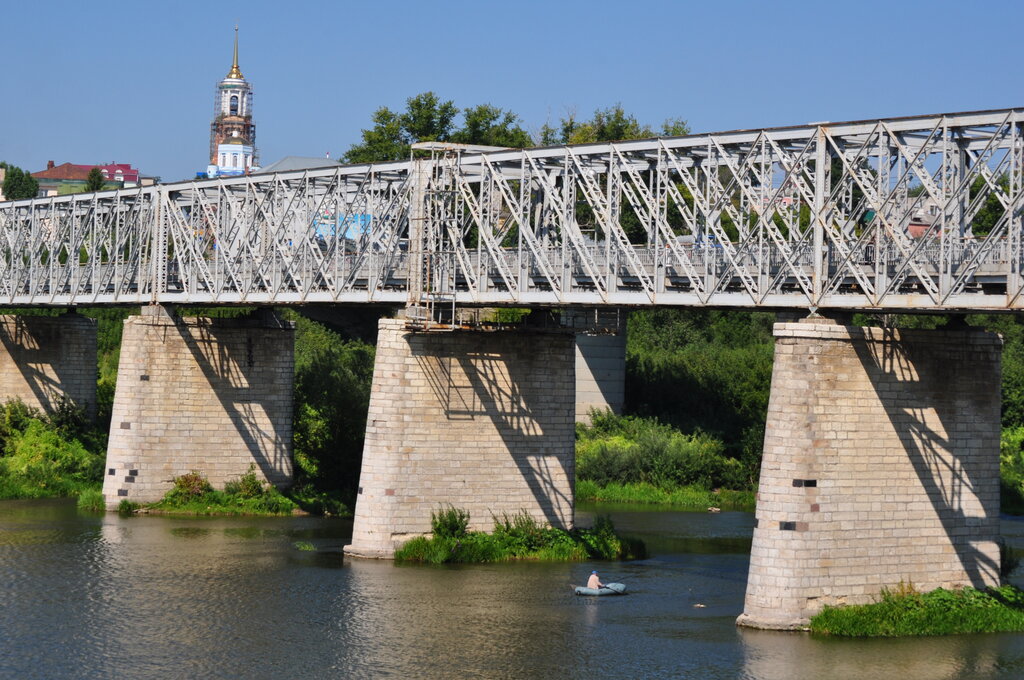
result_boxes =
[226,25,243,79]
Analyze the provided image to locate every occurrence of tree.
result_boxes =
[450,104,532,148]
[1,162,39,200]
[538,105,689,145]
[84,167,106,192]
[343,92,458,163]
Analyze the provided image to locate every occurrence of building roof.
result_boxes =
[256,157,341,174]
[33,162,140,183]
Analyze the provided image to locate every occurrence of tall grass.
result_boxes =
[810,583,1024,637]
[394,507,646,564]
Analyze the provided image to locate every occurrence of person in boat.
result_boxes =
[587,570,604,589]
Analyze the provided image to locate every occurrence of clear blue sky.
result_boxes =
[2,0,1021,182]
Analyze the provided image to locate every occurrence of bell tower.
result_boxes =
[208,26,257,177]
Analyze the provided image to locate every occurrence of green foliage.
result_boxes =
[0,400,105,499]
[344,92,459,162]
[84,167,106,192]
[223,464,266,499]
[451,104,532,148]
[576,479,755,510]
[291,315,375,497]
[117,499,139,515]
[394,509,645,564]
[293,541,316,551]
[539,104,684,145]
[165,471,214,502]
[577,411,749,490]
[1,161,39,200]
[1000,425,1024,513]
[431,505,470,539]
[153,469,297,516]
[76,488,105,512]
[624,309,774,475]
[810,584,1024,637]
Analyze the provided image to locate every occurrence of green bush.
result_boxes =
[118,499,139,515]
[224,465,267,499]
[577,411,748,490]
[431,505,470,539]
[810,583,1024,637]
[165,471,214,503]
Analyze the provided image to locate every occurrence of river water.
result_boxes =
[3,500,1024,680]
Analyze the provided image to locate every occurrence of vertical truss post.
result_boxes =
[150,188,168,302]
[812,127,827,306]
[406,155,431,324]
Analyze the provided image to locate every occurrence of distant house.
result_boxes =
[31,161,153,196]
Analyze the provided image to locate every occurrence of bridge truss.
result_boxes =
[0,108,1021,313]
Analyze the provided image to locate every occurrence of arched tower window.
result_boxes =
[230,95,239,116]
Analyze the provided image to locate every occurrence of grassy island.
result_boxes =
[129,469,300,516]
[394,506,646,564]
[810,583,1024,637]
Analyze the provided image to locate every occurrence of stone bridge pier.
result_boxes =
[737,315,1002,630]
[0,311,97,418]
[102,306,294,509]
[344,319,576,558]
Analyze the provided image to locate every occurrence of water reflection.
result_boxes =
[1,499,1024,679]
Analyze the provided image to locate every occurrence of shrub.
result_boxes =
[224,465,266,498]
[118,499,139,515]
[431,505,470,539]
[166,471,214,502]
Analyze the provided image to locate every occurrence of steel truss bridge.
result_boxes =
[1,108,1022,314]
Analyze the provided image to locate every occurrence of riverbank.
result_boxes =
[576,480,755,510]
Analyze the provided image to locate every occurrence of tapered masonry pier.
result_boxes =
[102,306,294,508]
[345,319,576,558]
[737,315,1002,630]
[0,312,97,419]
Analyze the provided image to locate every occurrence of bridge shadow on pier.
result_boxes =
[0,313,95,419]
[169,312,291,486]
[410,330,574,529]
[849,325,1001,588]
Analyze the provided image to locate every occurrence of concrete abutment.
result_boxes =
[737,316,1002,630]
[102,306,294,508]
[344,319,576,559]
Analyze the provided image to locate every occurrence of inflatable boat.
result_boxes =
[574,582,626,596]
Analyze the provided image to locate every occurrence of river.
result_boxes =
[3,499,1024,679]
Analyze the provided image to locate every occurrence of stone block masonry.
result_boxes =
[345,319,576,558]
[737,316,1002,630]
[0,312,97,419]
[102,306,294,509]
[575,332,626,424]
